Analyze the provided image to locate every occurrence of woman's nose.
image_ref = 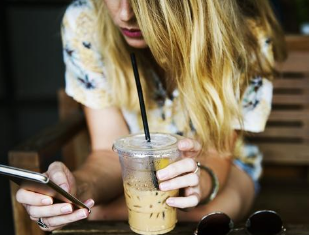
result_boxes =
[119,0,134,22]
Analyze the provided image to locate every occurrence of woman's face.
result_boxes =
[104,0,148,49]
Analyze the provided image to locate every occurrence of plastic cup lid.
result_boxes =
[113,133,180,156]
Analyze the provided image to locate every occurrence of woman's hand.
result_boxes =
[16,161,95,232]
[156,138,202,209]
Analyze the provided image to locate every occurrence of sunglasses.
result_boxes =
[194,210,286,235]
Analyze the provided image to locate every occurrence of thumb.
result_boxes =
[46,162,72,193]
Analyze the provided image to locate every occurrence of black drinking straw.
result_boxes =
[130,53,159,189]
[130,53,151,142]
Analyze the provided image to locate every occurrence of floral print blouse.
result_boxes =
[61,0,273,191]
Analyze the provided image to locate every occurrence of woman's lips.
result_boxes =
[121,28,143,38]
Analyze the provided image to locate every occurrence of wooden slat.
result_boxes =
[53,221,196,235]
[8,112,86,235]
[13,112,86,159]
[268,111,309,122]
[286,35,309,51]
[58,89,89,171]
[255,127,309,138]
[273,78,309,89]
[252,180,309,224]
[272,94,309,105]
[259,144,309,164]
[8,153,45,235]
[52,221,309,234]
[276,52,309,73]
[263,166,308,179]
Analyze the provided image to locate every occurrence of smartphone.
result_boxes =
[0,164,90,213]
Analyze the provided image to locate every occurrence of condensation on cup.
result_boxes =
[113,133,182,235]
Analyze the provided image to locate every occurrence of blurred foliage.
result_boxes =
[295,0,309,23]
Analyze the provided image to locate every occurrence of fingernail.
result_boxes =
[179,141,189,149]
[166,198,175,206]
[157,170,168,180]
[85,199,95,208]
[41,198,52,205]
[160,182,170,191]
[59,183,69,192]
[61,205,73,214]
[78,210,87,219]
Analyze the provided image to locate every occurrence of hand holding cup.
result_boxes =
[157,138,202,209]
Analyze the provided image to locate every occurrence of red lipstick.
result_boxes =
[121,28,143,38]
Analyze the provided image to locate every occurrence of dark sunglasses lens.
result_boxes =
[197,213,232,235]
[246,211,283,235]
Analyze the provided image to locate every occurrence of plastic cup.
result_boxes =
[113,133,182,235]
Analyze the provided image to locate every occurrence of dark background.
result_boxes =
[0,0,308,234]
[0,0,70,233]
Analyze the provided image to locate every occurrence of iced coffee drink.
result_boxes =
[113,133,181,235]
[124,178,178,234]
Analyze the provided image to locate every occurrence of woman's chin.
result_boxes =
[125,37,148,49]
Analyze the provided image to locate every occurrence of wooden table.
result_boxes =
[52,180,309,235]
[53,221,309,235]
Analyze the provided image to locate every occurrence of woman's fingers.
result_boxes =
[15,162,82,231]
[156,138,202,210]
[166,193,200,209]
[178,138,202,157]
[25,198,94,219]
[47,162,71,192]
[16,189,53,206]
[157,158,197,181]
[30,208,89,229]
[29,218,59,232]
[24,199,95,219]
[159,173,199,191]
[84,199,95,208]
[28,199,94,231]
[25,203,73,218]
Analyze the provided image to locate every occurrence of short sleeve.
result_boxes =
[61,0,113,109]
[233,77,273,132]
[233,21,274,133]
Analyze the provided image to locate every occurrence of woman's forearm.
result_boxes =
[73,149,123,203]
[197,150,232,203]
[197,131,238,202]
[87,164,255,222]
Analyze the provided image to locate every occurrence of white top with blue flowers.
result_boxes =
[61,0,273,191]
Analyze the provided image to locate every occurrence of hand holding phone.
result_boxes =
[0,162,94,231]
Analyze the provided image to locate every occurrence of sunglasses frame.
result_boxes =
[194,210,286,235]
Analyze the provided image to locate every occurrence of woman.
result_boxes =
[16,0,286,231]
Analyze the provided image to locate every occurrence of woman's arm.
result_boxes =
[196,149,231,205]
[73,106,130,203]
[196,131,238,204]
[85,138,255,222]
[156,131,237,209]
[15,105,130,231]
[177,164,255,221]
[157,131,255,221]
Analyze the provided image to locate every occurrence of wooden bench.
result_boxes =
[253,35,309,168]
[247,35,309,225]
[8,36,309,235]
[248,35,309,181]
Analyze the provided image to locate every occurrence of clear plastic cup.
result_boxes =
[113,133,182,235]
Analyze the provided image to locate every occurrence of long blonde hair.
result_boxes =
[237,0,286,80]
[94,0,285,153]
